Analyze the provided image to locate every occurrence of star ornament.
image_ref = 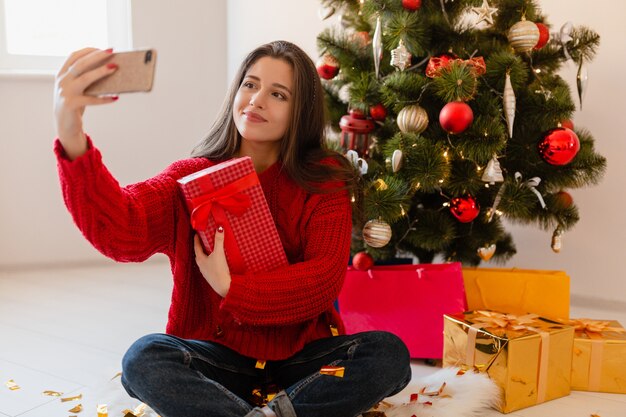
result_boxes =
[471,0,498,26]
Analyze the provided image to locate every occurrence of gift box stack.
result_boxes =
[443,267,626,413]
[177,156,288,275]
[339,264,626,413]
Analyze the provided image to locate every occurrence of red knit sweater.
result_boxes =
[55,137,352,360]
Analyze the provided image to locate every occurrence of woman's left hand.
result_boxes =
[194,228,231,297]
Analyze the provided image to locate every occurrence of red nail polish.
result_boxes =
[111,96,119,101]
[104,48,113,54]
[106,63,118,69]
[217,226,224,233]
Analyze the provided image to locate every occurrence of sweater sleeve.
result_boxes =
[219,184,352,326]
[54,137,182,262]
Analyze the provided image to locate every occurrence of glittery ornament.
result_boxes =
[316,54,339,80]
[538,127,580,165]
[577,59,588,110]
[363,219,392,248]
[471,0,498,26]
[352,251,374,271]
[482,155,504,184]
[508,18,540,53]
[450,195,480,223]
[397,104,429,134]
[391,149,403,173]
[391,40,412,71]
[372,16,383,78]
[503,71,516,138]
[551,226,563,253]
[477,243,496,261]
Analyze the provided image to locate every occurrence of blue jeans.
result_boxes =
[121,331,411,417]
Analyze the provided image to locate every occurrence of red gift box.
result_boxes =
[177,157,288,274]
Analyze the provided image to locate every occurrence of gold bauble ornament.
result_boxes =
[507,18,540,53]
[397,104,429,134]
[477,243,496,261]
[362,219,392,248]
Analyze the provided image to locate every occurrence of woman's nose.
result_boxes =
[249,93,265,108]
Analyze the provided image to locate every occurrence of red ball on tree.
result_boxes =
[450,195,480,223]
[352,251,374,271]
[316,54,339,80]
[534,23,550,49]
[538,127,580,166]
[349,107,366,119]
[554,191,574,210]
[369,103,387,121]
[560,119,574,130]
[439,102,474,134]
[402,0,422,11]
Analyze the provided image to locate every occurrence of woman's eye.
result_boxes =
[273,92,286,100]
[243,81,255,88]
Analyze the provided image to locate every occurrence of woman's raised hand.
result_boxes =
[53,48,118,160]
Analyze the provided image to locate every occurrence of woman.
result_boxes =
[53,41,410,417]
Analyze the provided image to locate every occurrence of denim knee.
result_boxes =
[362,331,411,390]
[122,333,177,387]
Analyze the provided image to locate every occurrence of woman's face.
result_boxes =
[232,56,294,146]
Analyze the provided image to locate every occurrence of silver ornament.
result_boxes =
[477,243,496,261]
[551,226,563,253]
[503,72,516,138]
[391,149,403,173]
[471,0,498,26]
[318,5,335,21]
[390,40,412,71]
[397,104,429,134]
[577,59,588,110]
[482,155,504,184]
[508,19,540,53]
[372,16,383,78]
[363,219,392,248]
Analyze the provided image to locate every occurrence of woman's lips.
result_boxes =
[244,111,267,122]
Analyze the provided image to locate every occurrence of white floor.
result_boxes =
[1,260,625,417]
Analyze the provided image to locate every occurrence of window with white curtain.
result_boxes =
[0,0,132,74]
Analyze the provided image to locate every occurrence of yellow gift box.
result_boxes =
[443,311,574,413]
[565,318,626,393]
[462,268,570,319]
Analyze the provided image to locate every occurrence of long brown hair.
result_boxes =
[191,40,356,193]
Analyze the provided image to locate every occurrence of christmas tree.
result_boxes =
[316,0,605,265]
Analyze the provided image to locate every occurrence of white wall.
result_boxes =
[0,0,227,267]
[1,0,624,307]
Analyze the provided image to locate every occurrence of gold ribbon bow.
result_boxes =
[567,318,626,334]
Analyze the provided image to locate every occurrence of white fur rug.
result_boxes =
[374,367,501,417]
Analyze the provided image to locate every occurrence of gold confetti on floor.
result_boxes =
[5,379,20,390]
[68,403,83,413]
[43,390,63,397]
[97,403,108,417]
[61,393,83,402]
[110,371,122,380]
[123,402,147,417]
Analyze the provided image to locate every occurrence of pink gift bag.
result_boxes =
[338,263,467,359]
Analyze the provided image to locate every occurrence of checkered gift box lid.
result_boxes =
[178,156,288,274]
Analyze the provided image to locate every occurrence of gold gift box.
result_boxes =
[568,319,626,393]
[443,311,574,413]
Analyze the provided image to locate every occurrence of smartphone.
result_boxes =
[85,49,157,96]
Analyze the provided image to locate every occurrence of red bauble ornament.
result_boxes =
[352,251,374,271]
[316,54,339,80]
[369,103,387,121]
[402,0,422,11]
[534,23,550,49]
[425,53,457,77]
[538,127,580,166]
[450,195,480,223]
[554,191,574,210]
[349,108,366,119]
[560,119,574,130]
[439,102,474,134]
